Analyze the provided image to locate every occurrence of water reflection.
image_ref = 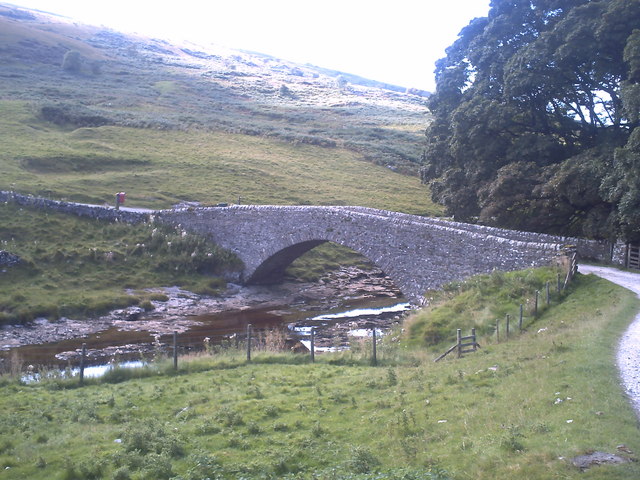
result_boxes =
[3,298,410,377]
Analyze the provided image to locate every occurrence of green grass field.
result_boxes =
[1,11,638,480]
[0,272,638,480]
[0,101,439,215]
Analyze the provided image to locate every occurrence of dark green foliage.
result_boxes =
[285,467,451,479]
[61,50,82,73]
[122,419,185,457]
[345,446,380,474]
[422,0,640,240]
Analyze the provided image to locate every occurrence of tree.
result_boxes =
[600,28,640,242]
[61,50,82,73]
[422,0,640,240]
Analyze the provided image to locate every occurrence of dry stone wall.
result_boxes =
[0,191,148,224]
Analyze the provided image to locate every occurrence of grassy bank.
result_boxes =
[1,271,638,479]
[405,267,567,347]
[0,203,242,324]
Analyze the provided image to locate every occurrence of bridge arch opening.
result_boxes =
[246,241,405,301]
[247,240,328,285]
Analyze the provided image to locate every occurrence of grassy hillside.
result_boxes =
[0,101,438,214]
[0,4,438,214]
[1,272,638,480]
[405,267,565,347]
[0,4,440,316]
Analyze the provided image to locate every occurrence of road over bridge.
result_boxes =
[157,205,576,303]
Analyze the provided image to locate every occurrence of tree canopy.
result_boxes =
[422,0,640,241]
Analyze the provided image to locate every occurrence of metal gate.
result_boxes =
[628,244,640,270]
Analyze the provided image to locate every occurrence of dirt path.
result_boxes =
[579,264,640,418]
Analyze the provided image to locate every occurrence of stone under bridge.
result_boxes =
[157,205,574,303]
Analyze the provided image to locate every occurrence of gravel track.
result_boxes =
[579,264,640,418]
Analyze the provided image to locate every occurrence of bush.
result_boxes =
[62,50,82,73]
[345,446,379,474]
[122,420,184,457]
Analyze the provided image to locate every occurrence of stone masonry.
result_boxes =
[157,205,581,303]
[1,192,618,304]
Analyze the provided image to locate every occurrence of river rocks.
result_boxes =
[0,250,21,268]
[113,306,146,321]
[55,343,157,362]
[0,266,405,360]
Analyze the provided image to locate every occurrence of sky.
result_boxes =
[7,0,491,91]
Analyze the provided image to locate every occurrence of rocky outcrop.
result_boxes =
[571,451,632,471]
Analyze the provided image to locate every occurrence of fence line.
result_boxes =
[435,260,579,362]
[7,320,384,382]
[6,260,581,376]
[434,328,479,362]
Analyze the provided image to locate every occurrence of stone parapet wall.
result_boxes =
[339,206,613,262]
[0,191,149,224]
[157,205,568,302]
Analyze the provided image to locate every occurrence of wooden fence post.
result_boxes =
[246,324,252,362]
[372,328,377,366]
[534,291,539,317]
[79,343,87,386]
[557,273,561,293]
[519,304,524,331]
[310,328,315,363]
[546,281,550,305]
[471,328,477,352]
[506,314,510,339]
[496,320,500,343]
[173,331,178,371]
[457,329,462,358]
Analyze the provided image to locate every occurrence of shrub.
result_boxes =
[214,406,244,427]
[122,420,184,458]
[345,446,380,474]
[62,50,82,73]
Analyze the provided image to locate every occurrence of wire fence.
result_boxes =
[1,320,388,383]
[436,255,578,362]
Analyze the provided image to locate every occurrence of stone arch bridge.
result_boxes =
[157,205,576,303]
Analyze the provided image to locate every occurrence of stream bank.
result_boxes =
[0,266,408,370]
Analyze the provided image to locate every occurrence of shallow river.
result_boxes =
[0,272,411,374]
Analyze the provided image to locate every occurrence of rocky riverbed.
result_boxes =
[0,266,405,367]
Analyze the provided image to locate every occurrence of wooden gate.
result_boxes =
[628,244,640,270]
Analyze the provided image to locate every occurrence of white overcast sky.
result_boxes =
[7,0,490,91]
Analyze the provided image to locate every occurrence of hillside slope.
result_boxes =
[0,3,437,213]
